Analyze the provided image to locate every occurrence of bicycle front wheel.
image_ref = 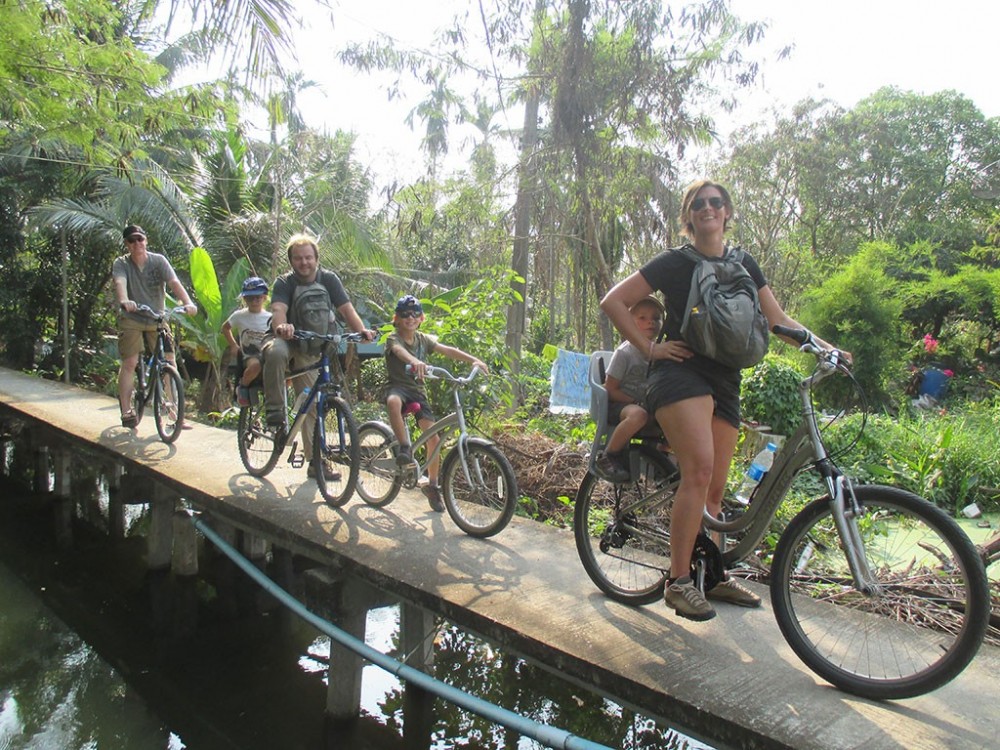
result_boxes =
[313,395,359,507]
[238,387,281,477]
[574,446,678,605]
[771,485,990,700]
[356,421,402,507]
[130,361,147,425]
[153,365,184,443]
[440,438,517,538]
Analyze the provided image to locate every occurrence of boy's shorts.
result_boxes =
[646,360,741,428]
[386,386,435,422]
[118,317,173,359]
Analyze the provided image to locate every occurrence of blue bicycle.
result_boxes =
[237,331,364,506]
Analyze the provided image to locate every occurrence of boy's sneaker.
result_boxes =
[396,445,413,466]
[595,451,630,483]
[707,577,762,608]
[236,385,251,408]
[422,483,444,512]
[663,576,716,621]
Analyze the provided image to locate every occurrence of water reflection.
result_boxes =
[0,448,711,750]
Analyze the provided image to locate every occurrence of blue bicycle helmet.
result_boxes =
[240,277,269,297]
[395,295,423,314]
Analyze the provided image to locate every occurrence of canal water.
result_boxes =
[0,469,711,750]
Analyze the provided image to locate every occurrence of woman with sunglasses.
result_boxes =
[600,179,844,621]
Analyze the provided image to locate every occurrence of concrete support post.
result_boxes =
[325,579,377,721]
[172,510,199,577]
[107,464,126,539]
[401,602,437,747]
[51,446,74,549]
[34,443,50,494]
[147,483,175,571]
[52,447,71,498]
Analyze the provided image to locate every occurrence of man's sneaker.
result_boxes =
[120,410,138,429]
[236,385,251,408]
[707,577,762,609]
[396,445,413,466]
[663,576,716,621]
[422,483,444,512]
[595,451,630,483]
[307,460,342,482]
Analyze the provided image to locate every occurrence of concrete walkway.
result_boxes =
[1,367,998,750]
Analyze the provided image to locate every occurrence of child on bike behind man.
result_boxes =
[383,295,489,512]
[222,277,270,407]
[595,295,664,483]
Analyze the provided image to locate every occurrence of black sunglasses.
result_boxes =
[125,235,145,243]
[690,196,725,211]
[398,311,421,319]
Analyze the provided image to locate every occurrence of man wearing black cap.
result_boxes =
[112,225,197,428]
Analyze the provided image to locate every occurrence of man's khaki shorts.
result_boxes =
[117,317,173,358]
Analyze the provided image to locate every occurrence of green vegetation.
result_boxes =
[1,1,999,521]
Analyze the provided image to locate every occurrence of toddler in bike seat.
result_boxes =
[596,295,665,483]
[222,277,271,407]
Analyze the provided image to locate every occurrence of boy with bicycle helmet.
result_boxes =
[383,295,489,511]
[222,276,270,407]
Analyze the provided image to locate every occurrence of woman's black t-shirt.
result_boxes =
[639,244,767,374]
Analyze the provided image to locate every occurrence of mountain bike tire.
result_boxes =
[153,364,184,443]
[238,389,282,477]
[314,395,359,507]
[574,445,679,605]
[356,421,402,507]
[440,438,518,538]
[770,484,990,700]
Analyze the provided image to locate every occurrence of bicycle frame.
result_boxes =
[378,366,483,488]
[278,334,355,453]
[608,332,876,582]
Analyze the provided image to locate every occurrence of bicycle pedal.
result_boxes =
[289,449,305,469]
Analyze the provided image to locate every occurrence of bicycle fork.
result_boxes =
[819,475,881,594]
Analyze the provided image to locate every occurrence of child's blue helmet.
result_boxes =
[240,277,269,297]
[395,295,423,314]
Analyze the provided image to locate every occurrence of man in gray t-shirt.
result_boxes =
[112,224,196,428]
[262,233,374,479]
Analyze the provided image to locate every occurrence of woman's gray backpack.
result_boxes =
[676,246,769,370]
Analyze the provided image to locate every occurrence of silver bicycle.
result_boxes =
[356,365,518,538]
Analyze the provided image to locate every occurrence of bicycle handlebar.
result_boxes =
[127,303,189,321]
[772,325,846,371]
[406,363,482,385]
[293,330,370,344]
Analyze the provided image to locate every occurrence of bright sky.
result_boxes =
[274,0,998,185]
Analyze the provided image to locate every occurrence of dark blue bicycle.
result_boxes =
[237,330,364,506]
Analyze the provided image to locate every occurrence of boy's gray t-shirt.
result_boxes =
[385,330,438,395]
[606,340,649,402]
[113,252,178,324]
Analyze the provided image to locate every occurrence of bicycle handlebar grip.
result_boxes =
[772,324,810,344]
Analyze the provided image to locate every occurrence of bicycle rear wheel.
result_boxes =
[440,438,518,538]
[153,364,184,443]
[356,421,402,507]
[574,445,679,605]
[771,485,990,700]
[313,394,359,507]
[238,387,281,477]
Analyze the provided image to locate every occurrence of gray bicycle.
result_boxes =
[574,325,990,700]
[356,365,518,538]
